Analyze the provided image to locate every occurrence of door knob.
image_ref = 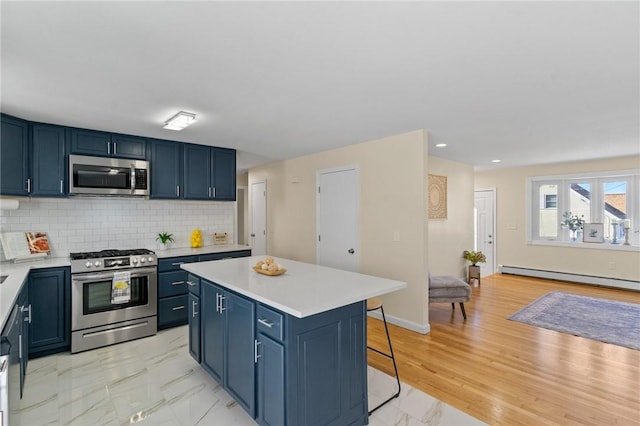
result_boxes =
[348,248,355,254]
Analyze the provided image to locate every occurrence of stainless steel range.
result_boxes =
[70,249,158,353]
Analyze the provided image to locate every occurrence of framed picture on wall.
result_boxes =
[428,174,447,219]
[583,223,604,243]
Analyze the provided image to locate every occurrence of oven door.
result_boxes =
[71,267,157,331]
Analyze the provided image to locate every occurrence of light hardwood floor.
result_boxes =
[367,274,640,426]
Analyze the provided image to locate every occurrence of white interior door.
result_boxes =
[474,189,496,276]
[317,167,359,272]
[251,181,266,256]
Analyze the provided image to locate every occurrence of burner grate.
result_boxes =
[70,249,154,260]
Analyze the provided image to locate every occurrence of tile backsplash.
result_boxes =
[0,197,235,260]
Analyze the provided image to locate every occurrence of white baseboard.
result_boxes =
[367,310,430,334]
[499,265,640,291]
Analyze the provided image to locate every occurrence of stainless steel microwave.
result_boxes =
[69,154,149,196]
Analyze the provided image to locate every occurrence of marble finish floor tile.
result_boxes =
[14,325,485,426]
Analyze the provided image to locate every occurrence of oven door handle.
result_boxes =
[72,267,157,282]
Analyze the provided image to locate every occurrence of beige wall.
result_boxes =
[475,156,640,281]
[249,130,430,330]
[427,156,475,279]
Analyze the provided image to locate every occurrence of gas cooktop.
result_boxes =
[69,248,154,260]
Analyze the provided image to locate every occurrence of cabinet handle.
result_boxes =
[186,281,196,287]
[215,293,220,313]
[213,187,216,198]
[176,185,180,197]
[21,304,31,324]
[26,178,31,193]
[60,180,64,194]
[113,142,117,155]
[171,262,185,266]
[172,305,185,311]
[258,318,274,328]
[254,339,261,363]
[19,334,22,360]
[219,295,226,313]
[192,301,198,317]
[171,281,185,286]
[208,187,212,198]
[107,142,111,155]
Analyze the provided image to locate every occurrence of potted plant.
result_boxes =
[463,250,486,284]
[156,232,174,250]
[561,211,585,242]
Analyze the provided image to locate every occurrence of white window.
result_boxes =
[528,170,639,246]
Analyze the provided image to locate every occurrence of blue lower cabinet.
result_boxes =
[257,334,285,426]
[157,295,188,328]
[201,280,224,382]
[188,292,200,363]
[283,302,367,426]
[224,292,256,417]
[194,274,368,426]
[18,282,29,398]
[158,252,251,330]
[28,267,71,357]
[157,256,197,329]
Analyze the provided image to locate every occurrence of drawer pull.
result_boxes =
[172,305,186,311]
[187,281,196,287]
[192,301,198,317]
[171,281,185,286]
[258,318,275,328]
[171,262,185,266]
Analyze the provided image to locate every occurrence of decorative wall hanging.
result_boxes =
[428,174,447,219]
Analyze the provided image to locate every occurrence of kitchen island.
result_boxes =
[182,255,406,426]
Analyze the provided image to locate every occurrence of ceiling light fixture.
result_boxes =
[163,111,196,131]
[435,143,447,148]
[492,159,502,163]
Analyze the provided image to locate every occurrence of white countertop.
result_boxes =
[0,257,71,331]
[181,256,406,318]
[0,244,251,331]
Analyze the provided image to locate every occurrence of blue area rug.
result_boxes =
[508,291,640,350]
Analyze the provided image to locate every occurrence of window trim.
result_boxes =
[528,169,639,249]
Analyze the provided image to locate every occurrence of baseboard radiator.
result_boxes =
[499,265,640,292]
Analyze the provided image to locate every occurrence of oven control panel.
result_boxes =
[71,255,157,273]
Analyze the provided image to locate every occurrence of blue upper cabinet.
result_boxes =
[1,114,30,196]
[211,148,236,201]
[149,139,182,199]
[31,123,67,197]
[110,133,146,159]
[153,141,236,201]
[70,128,146,159]
[183,144,237,201]
[183,143,212,199]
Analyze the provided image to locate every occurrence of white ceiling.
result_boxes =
[2,1,638,172]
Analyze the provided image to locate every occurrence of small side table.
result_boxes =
[468,265,481,286]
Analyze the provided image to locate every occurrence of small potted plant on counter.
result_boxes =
[156,232,174,250]
[463,250,486,285]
